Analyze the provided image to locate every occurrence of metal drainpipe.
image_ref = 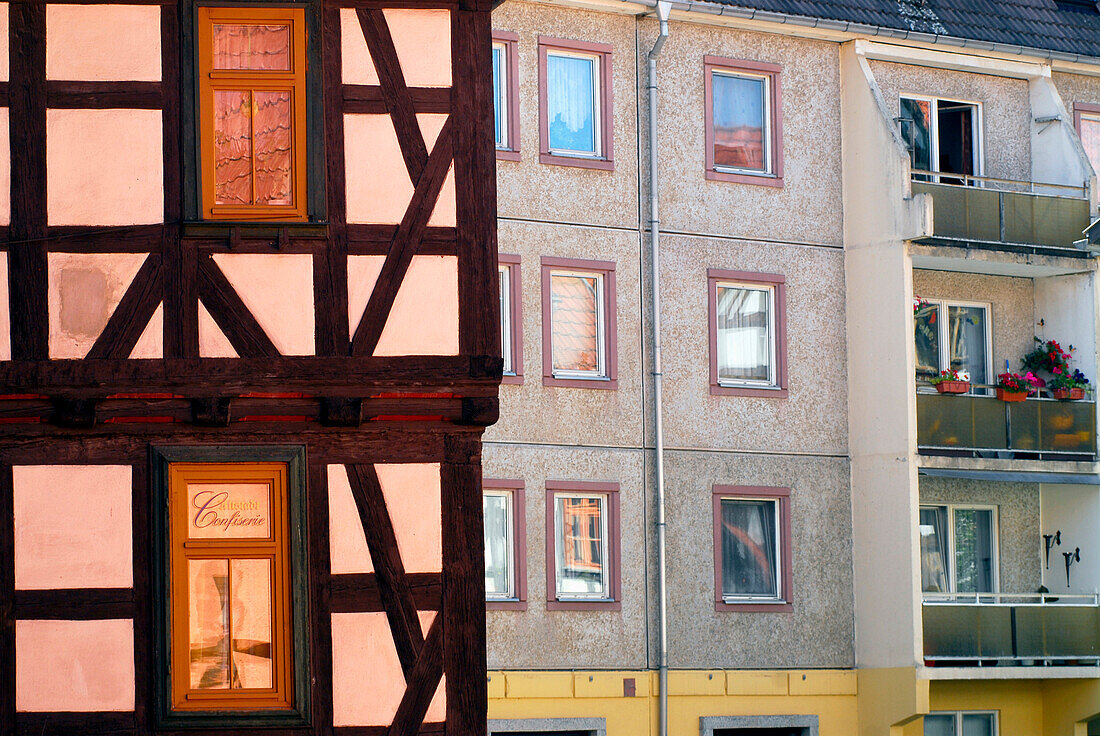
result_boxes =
[646,4,671,736]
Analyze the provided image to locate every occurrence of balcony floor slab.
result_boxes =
[920,665,1100,680]
[917,454,1100,480]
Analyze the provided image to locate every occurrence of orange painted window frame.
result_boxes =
[196,7,308,221]
[168,462,295,712]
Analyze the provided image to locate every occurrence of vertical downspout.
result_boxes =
[646,5,671,736]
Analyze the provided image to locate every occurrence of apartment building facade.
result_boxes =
[481,1,1100,735]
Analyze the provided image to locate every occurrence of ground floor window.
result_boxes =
[924,711,997,736]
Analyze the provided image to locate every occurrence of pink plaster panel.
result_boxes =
[46,5,161,81]
[331,611,438,726]
[419,115,456,227]
[16,619,135,711]
[0,252,9,361]
[197,301,238,358]
[375,463,442,573]
[0,108,9,225]
[210,254,315,355]
[14,465,133,590]
[327,464,374,575]
[344,114,411,224]
[0,5,9,82]
[375,256,458,356]
[347,255,383,335]
[128,302,162,359]
[340,8,379,85]
[47,252,147,359]
[46,109,163,226]
[383,9,451,88]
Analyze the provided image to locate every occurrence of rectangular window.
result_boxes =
[704,56,783,186]
[713,485,791,611]
[493,31,520,161]
[499,255,523,383]
[914,298,991,385]
[924,712,997,736]
[484,490,515,599]
[542,257,618,389]
[919,505,998,597]
[197,7,308,221]
[708,269,787,397]
[900,95,981,182]
[538,37,613,170]
[545,481,620,610]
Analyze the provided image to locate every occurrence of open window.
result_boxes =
[900,96,981,183]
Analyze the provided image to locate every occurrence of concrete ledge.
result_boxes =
[788,670,858,695]
[920,665,1100,680]
[667,670,726,696]
[487,671,507,699]
[725,671,789,696]
[489,717,606,736]
[505,672,574,699]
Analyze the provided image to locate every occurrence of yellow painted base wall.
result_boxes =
[930,679,1100,736]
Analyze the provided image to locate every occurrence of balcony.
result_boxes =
[917,389,1096,460]
[923,593,1100,666]
[910,173,1090,254]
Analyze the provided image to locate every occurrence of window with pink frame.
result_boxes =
[704,56,783,186]
[713,485,792,612]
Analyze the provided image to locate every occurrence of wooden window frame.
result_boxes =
[538,36,614,171]
[152,445,311,729]
[195,5,310,222]
[704,56,784,187]
[541,256,618,390]
[545,480,621,611]
[493,31,521,162]
[712,485,792,613]
[484,479,527,611]
[707,269,787,398]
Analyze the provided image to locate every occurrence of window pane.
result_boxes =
[483,493,512,598]
[547,53,597,154]
[712,72,766,171]
[189,558,231,689]
[253,91,293,206]
[229,559,273,689]
[924,714,957,736]
[961,714,995,736]
[1080,114,1100,179]
[556,496,606,596]
[716,285,771,383]
[214,90,254,205]
[915,302,941,379]
[919,506,950,593]
[550,273,600,374]
[902,97,932,173]
[954,508,995,594]
[493,44,506,148]
[499,266,512,374]
[212,24,291,71]
[188,483,272,539]
[947,306,988,383]
[720,499,778,598]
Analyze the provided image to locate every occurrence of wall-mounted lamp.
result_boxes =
[1063,547,1081,588]
[1044,530,1062,570]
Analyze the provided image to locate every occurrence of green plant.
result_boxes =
[928,369,968,385]
[1021,337,1072,376]
[997,371,1040,393]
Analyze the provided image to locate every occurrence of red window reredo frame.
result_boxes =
[484,478,527,611]
[537,36,614,171]
[712,485,792,613]
[704,55,784,187]
[541,256,618,390]
[493,31,521,162]
[545,480,621,611]
[707,268,788,398]
[499,254,524,385]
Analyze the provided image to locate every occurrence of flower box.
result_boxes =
[996,388,1028,402]
[934,381,970,394]
[1053,387,1086,400]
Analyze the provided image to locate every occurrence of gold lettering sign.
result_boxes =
[187,483,272,540]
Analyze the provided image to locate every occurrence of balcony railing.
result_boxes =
[923,593,1100,665]
[917,387,1096,459]
[910,172,1090,251]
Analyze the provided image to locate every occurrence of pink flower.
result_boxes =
[1053,367,1063,374]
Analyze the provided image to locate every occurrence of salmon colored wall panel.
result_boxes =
[210,254,315,355]
[331,611,437,726]
[47,253,148,360]
[344,114,410,224]
[328,464,374,575]
[197,301,238,358]
[0,253,9,362]
[46,5,161,81]
[383,9,451,88]
[340,8,378,86]
[418,114,456,228]
[0,5,9,83]
[0,108,10,226]
[16,619,135,711]
[14,465,133,590]
[375,463,442,573]
[347,255,384,334]
[46,109,163,226]
[129,302,163,359]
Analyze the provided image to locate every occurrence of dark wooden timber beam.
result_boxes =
[342,85,450,115]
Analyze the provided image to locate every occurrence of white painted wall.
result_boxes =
[1040,483,1100,594]
[1030,74,1097,208]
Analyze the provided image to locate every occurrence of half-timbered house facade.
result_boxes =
[0,1,498,734]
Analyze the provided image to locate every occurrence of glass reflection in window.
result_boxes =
[716,283,774,386]
[720,498,779,600]
[554,494,608,598]
[549,271,604,378]
[712,70,769,173]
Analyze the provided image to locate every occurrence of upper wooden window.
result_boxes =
[197,7,308,220]
[704,56,783,186]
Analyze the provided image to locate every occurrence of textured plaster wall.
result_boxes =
[1052,70,1100,114]
[663,450,853,669]
[491,1,639,229]
[643,20,844,246]
[869,60,1032,182]
[918,477,1040,594]
[658,234,847,455]
[485,219,643,449]
[911,269,1035,377]
[482,443,647,671]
